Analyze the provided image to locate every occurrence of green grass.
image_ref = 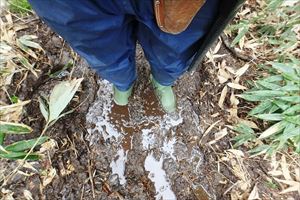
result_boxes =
[234,60,300,155]
[9,0,32,15]
[229,0,300,155]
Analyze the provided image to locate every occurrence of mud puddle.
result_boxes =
[84,45,214,199]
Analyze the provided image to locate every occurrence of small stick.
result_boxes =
[88,160,96,198]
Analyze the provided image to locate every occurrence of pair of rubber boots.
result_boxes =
[113,76,176,113]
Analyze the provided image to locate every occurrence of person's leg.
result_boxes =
[133,0,219,112]
[136,0,220,86]
[28,0,137,92]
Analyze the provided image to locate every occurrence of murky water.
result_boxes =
[85,71,211,199]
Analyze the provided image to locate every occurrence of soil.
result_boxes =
[1,16,298,200]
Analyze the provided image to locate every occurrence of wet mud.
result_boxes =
[1,18,263,200]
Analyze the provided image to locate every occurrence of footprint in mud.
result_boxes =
[85,75,210,199]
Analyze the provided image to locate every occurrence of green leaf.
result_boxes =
[231,26,249,47]
[273,100,290,111]
[249,101,273,116]
[276,96,300,103]
[271,62,296,74]
[263,75,283,82]
[278,84,300,91]
[232,123,256,147]
[283,104,300,115]
[294,136,300,153]
[38,97,49,122]
[233,123,255,135]
[48,60,73,78]
[18,35,43,50]
[244,90,286,97]
[285,115,300,125]
[248,145,270,155]
[11,95,19,103]
[0,133,5,145]
[0,151,39,160]
[48,78,83,122]
[275,123,299,141]
[268,104,280,114]
[257,80,281,90]
[239,94,268,101]
[255,113,284,121]
[5,136,49,152]
[0,121,32,134]
[19,56,38,77]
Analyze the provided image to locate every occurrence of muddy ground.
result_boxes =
[1,16,296,200]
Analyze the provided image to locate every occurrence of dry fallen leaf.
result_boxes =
[42,167,57,187]
[218,86,228,109]
[199,120,221,145]
[239,119,259,129]
[274,178,300,195]
[235,63,250,77]
[281,155,293,181]
[227,82,248,90]
[227,149,245,157]
[230,91,240,106]
[23,190,33,200]
[209,128,228,145]
[213,40,222,54]
[248,184,260,200]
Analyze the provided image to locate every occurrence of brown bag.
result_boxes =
[154,0,206,34]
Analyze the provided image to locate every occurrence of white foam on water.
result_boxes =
[162,136,176,161]
[142,129,155,150]
[86,80,123,142]
[110,148,127,185]
[161,112,183,131]
[145,153,176,200]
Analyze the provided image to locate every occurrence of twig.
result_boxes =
[88,160,96,199]
[80,184,85,200]
[220,33,253,62]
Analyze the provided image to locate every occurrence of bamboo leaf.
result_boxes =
[5,136,49,152]
[0,133,5,145]
[48,78,83,122]
[285,115,300,125]
[18,35,43,50]
[257,80,281,90]
[255,113,284,121]
[0,121,32,134]
[258,122,286,139]
[38,97,49,122]
[0,151,40,160]
[276,96,300,103]
[244,90,286,97]
[283,104,300,115]
[249,101,273,115]
[231,26,249,47]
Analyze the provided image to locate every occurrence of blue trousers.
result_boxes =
[29,0,219,91]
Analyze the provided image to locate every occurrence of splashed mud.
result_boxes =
[84,46,214,199]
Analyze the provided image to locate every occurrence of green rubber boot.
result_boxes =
[150,75,176,113]
[113,85,133,106]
